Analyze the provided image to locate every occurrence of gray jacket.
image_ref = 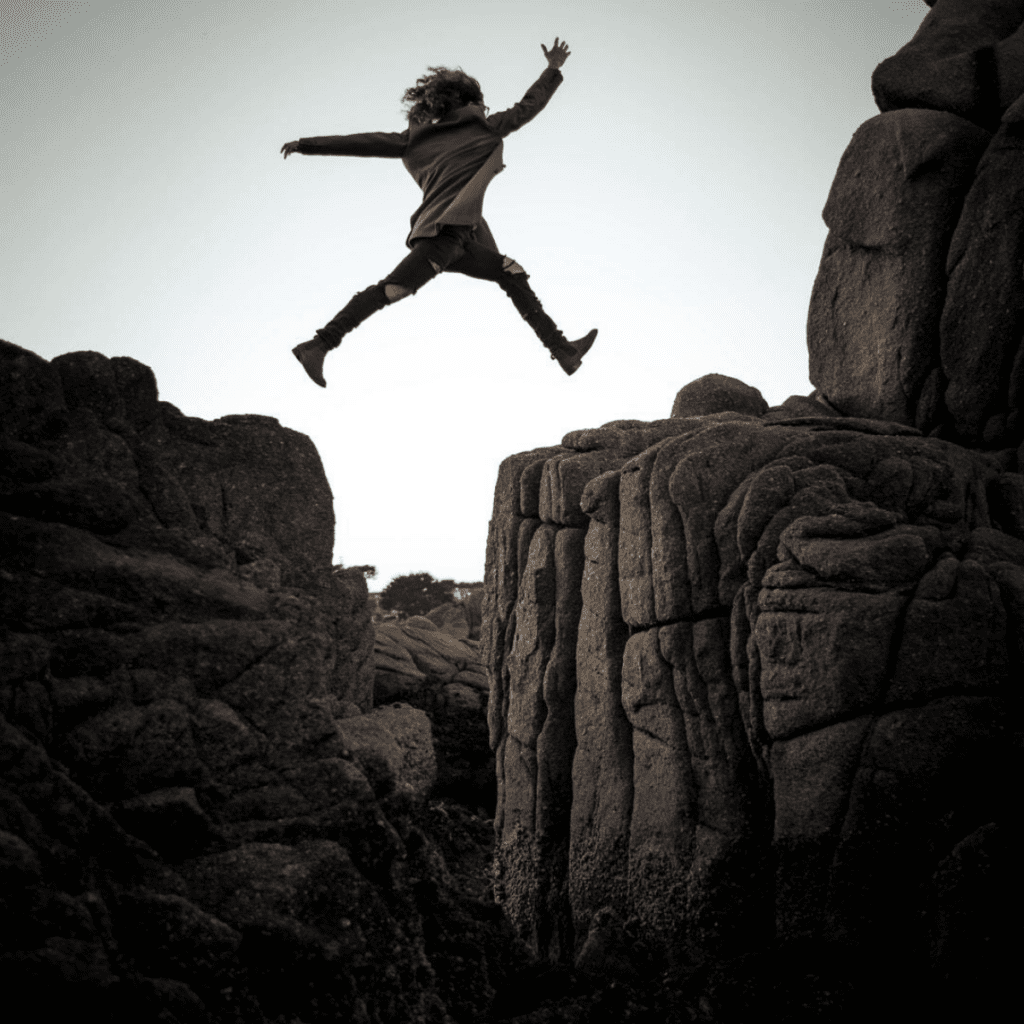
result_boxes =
[295,68,563,250]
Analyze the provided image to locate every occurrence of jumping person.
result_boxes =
[281,37,597,387]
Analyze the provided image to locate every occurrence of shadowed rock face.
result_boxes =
[484,388,1020,1003]
[373,618,493,808]
[872,0,1024,129]
[809,2,1024,451]
[807,108,991,428]
[0,341,518,1023]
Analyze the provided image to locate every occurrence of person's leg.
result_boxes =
[450,240,597,375]
[379,226,471,303]
[320,230,467,346]
[293,230,469,386]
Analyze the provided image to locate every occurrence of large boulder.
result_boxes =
[872,0,1024,129]
[671,374,769,419]
[0,340,515,1023]
[809,9,1024,449]
[484,390,1020,1013]
[374,619,492,808]
[806,108,990,427]
[335,703,436,801]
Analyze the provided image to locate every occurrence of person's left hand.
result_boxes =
[281,141,301,159]
[542,38,570,68]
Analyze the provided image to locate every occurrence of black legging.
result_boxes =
[315,225,561,350]
[382,225,512,292]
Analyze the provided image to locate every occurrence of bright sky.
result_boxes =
[2,0,925,587]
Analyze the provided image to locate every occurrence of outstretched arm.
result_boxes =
[485,37,570,137]
[280,130,408,159]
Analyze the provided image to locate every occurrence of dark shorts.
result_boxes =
[381,226,513,294]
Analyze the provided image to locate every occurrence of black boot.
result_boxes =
[547,327,598,375]
[496,273,597,376]
[293,283,390,387]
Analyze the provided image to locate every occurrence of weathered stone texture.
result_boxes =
[0,340,512,1022]
[484,446,625,961]
[372,617,491,806]
[807,4,1024,449]
[485,403,1020,984]
[942,93,1024,444]
[872,0,1024,128]
[807,109,991,426]
[482,445,565,753]
[567,495,632,942]
[671,373,769,419]
[475,5,1024,1014]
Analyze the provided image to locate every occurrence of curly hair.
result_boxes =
[402,66,487,125]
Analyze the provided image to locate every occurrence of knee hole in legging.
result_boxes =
[502,257,526,275]
[384,283,412,303]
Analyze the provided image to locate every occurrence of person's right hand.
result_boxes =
[280,141,301,159]
[541,38,570,69]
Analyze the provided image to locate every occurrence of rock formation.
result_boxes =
[485,403,1018,967]
[374,616,493,808]
[872,0,1024,129]
[5,3,1022,1020]
[483,3,1022,1016]
[0,340,521,1022]
[811,0,1024,448]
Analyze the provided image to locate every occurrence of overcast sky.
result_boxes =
[2,0,926,587]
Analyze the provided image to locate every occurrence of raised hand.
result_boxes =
[280,141,301,159]
[541,37,570,69]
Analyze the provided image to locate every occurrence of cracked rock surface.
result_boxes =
[484,377,1020,1014]
[374,618,493,810]
[0,340,526,1023]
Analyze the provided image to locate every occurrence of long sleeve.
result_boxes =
[485,67,563,138]
[295,130,408,157]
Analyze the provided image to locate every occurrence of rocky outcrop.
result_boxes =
[479,11,1024,1014]
[374,618,493,808]
[809,1,1024,450]
[942,95,1024,444]
[872,0,1024,128]
[807,108,990,427]
[9,4,1024,1019]
[484,379,1020,1009]
[0,340,521,1022]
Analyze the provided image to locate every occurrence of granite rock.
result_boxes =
[872,0,1024,129]
[0,341,515,1023]
[671,373,769,419]
[373,619,492,808]
[484,407,1019,1003]
[807,108,990,427]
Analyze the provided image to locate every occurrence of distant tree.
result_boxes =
[379,572,456,619]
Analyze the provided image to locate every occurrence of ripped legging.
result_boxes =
[383,224,524,295]
[315,225,562,350]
